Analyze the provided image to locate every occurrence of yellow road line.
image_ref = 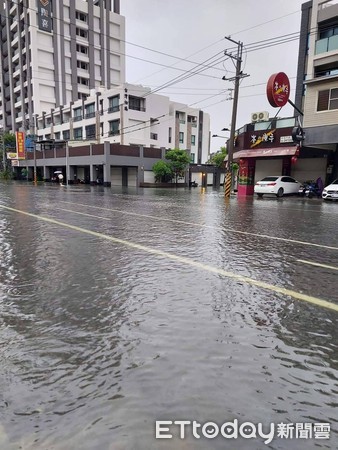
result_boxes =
[58,200,338,251]
[1,204,337,313]
[297,259,338,271]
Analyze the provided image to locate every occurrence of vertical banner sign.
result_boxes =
[16,132,26,160]
[38,0,52,33]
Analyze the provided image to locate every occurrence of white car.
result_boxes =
[322,179,338,201]
[254,176,301,198]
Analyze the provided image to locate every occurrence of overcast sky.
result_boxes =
[120,0,305,153]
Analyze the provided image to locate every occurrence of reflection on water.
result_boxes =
[0,182,337,449]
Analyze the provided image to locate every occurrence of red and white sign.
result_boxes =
[266,72,290,107]
[16,131,26,159]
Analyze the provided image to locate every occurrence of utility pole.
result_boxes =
[66,140,69,184]
[33,142,37,185]
[223,37,249,198]
[0,130,5,171]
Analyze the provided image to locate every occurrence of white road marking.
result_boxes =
[1,204,337,313]
[58,201,338,251]
[297,259,338,271]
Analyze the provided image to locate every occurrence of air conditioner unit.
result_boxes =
[251,111,269,122]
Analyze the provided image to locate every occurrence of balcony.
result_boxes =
[73,115,83,122]
[109,130,120,136]
[319,0,338,8]
[129,105,145,112]
[108,105,120,113]
[85,111,96,119]
[315,35,338,54]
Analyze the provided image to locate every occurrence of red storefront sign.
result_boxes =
[266,72,290,107]
[16,131,26,159]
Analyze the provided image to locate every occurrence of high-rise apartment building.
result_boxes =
[295,0,338,179]
[0,0,125,133]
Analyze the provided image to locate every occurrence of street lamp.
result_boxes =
[212,134,229,138]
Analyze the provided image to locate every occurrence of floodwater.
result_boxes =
[0,181,337,450]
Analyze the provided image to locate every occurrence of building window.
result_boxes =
[179,132,184,143]
[77,60,89,70]
[63,130,70,140]
[190,153,195,163]
[108,95,120,113]
[191,135,196,145]
[317,88,338,111]
[129,96,145,112]
[74,127,83,140]
[188,115,197,124]
[150,133,158,140]
[77,76,89,86]
[54,132,60,140]
[109,119,120,136]
[75,11,88,23]
[76,44,88,55]
[176,111,186,124]
[319,26,338,40]
[73,107,82,121]
[85,124,96,139]
[76,27,88,39]
[85,103,95,118]
[78,93,88,100]
[315,66,338,78]
[168,127,172,143]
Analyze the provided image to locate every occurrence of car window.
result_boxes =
[331,179,338,185]
[261,177,278,181]
[282,177,296,183]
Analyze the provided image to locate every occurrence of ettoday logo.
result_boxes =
[156,420,275,444]
[155,420,330,444]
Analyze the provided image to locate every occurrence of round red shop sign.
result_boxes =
[266,72,290,107]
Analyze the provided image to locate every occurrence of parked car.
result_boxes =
[254,176,301,198]
[322,179,338,201]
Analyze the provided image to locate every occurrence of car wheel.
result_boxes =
[257,193,263,198]
[276,188,284,198]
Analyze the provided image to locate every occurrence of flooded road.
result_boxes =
[0,182,337,449]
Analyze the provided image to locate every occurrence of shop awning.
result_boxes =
[232,147,297,160]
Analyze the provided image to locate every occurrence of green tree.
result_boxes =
[207,146,227,167]
[0,132,16,172]
[165,148,191,185]
[152,160,173,183]
[4,132,16,148]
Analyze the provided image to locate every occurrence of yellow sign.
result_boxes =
[6,152,18,159]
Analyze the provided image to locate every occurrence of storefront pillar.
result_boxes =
[282,156,291,176]
[237,158,256,196]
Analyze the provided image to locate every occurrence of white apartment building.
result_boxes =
[0,0,125,133]
[36,83,211,164]
[295,0,338,180]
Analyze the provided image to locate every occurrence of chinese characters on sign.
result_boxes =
[15,131,25,159]
[38,0,52,33]
[266,72,291,107]
[250,130,275,148]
